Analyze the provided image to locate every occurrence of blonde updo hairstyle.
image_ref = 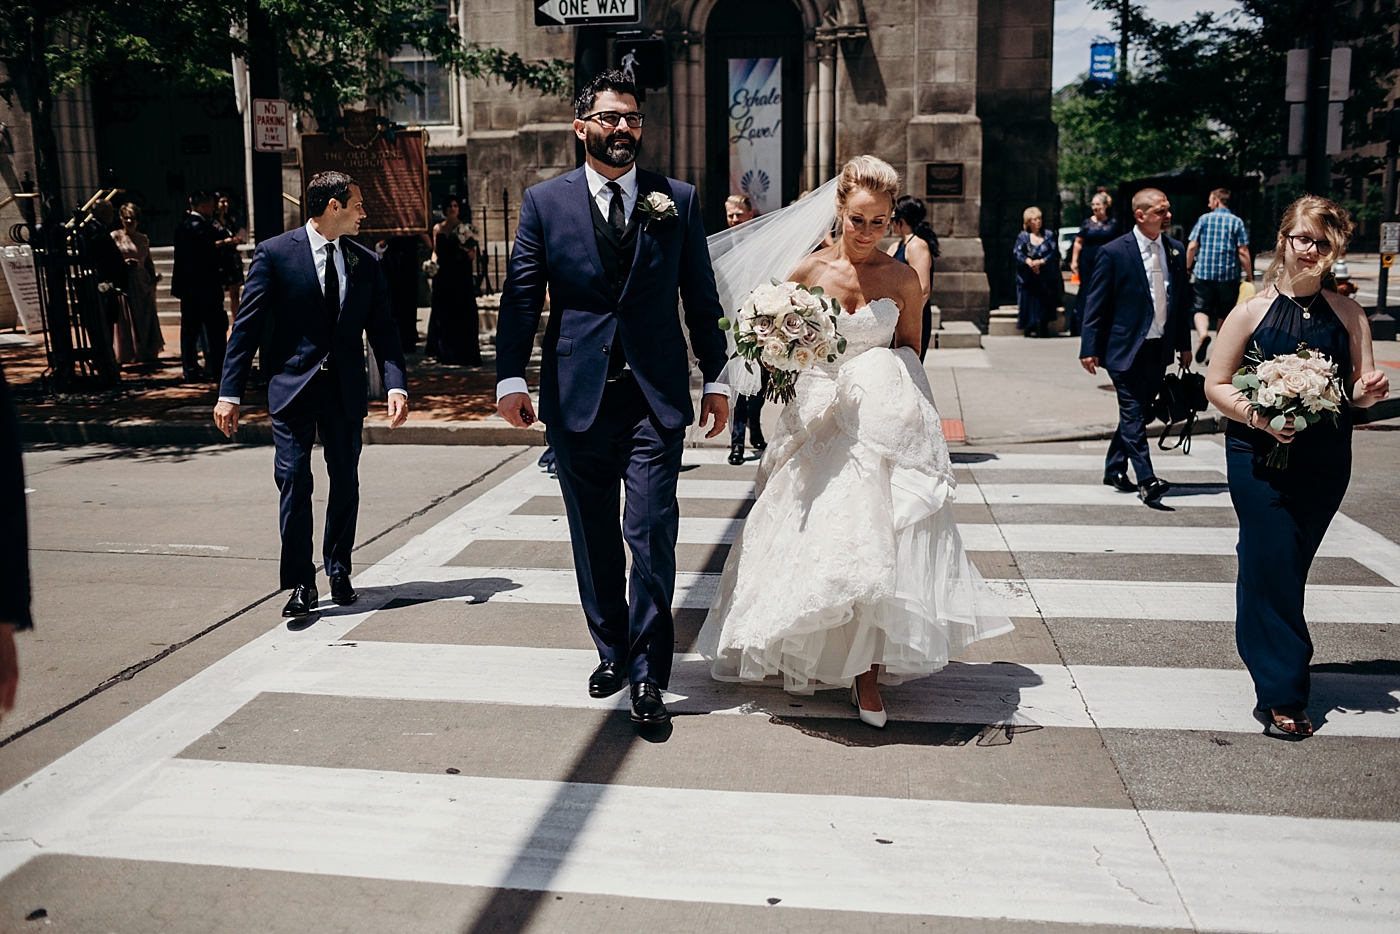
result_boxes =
[835,155,900,217]
[1264,195,1355,290]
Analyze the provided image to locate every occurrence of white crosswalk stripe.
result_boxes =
[4,446,1399,931]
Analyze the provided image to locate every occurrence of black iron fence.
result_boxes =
[11,189,124,389]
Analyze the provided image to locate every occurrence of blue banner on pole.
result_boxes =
[1090,43,1116,83]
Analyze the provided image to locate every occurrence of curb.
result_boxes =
[20,418,547,447]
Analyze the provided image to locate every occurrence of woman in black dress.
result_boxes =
[427,195,483,367]
[1070,192,1118,337]
[212,191,247,314]
[1205,196,1389,739]
[886,195,940,360]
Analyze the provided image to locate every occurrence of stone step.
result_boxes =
[988,304,1067,337]
[933,320,982,349]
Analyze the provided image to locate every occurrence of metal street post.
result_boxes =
[1304,1,1336,196]
[1373,106,1400,339]
[248,1,285,244]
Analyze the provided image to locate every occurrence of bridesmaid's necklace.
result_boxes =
[1289,289,1322,319]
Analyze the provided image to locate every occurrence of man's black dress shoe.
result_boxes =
[630,682,670,725]
[728,443,745,466]
[1103,471,1136,493]
[329,572,357,606]
[1138,477,1171,505]
[1195,334,1212,364]
[589,661,626,698]
[282,583,318,618]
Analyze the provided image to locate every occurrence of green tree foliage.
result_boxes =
[1056,0,1400,213]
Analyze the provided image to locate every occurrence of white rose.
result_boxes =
[1281,372,1311,397]
[762,336,789,362]
[1257,386,1279,408]
[822,316,837,338]
[815,340,833,359]
[782,312,806,337]
[753,316,776,337]
[799,326,822,347]
[791,345,815,369]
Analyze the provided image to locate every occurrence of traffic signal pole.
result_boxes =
[1303,0,1336,197]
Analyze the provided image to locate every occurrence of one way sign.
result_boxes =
[535,0,641,26]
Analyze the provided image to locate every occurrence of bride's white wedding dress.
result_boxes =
[697,297,1013,693]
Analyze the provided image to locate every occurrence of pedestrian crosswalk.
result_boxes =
[2,438,1399,932]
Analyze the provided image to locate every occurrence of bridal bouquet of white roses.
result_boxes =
[1232,342,1345,469]
[719,280,847,404]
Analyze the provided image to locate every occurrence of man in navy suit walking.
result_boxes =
[496,71,730,726]
[214,172,408,618]
[1079,187,1192,506]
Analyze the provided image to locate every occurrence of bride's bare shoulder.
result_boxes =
[788,252,830,284]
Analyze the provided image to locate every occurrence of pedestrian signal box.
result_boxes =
[614,39,667,89]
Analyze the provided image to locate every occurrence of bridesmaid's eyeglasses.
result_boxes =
[1286,234,1332,255]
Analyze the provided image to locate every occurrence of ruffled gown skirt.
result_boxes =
[698,343,1012,693]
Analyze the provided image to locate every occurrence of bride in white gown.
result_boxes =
[697,156,1012,728]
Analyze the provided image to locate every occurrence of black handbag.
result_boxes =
[1153,366,1208,453]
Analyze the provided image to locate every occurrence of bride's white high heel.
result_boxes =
[850,681,887,729]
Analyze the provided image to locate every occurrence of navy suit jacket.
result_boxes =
[1079,230,1192,372]
[496,166,729,433]
[220,227,406,419]
[0,367,31,630]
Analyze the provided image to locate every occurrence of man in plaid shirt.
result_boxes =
[1186,187,1252,363]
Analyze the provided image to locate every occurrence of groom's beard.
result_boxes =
[586,127,639,168]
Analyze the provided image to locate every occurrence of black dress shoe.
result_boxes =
[728,443,745,466]
[630,682,670,725]
[589,661,626,698]
[329,572,357,606]
[1103,471,1136,493]
[282,583,318,618]
[1195,334,1212,364]
[1138,477,1171,505]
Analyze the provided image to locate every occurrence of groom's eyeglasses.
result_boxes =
[583,111,645,129]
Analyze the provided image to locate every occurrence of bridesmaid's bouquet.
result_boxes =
[719,280,846,403]
[1232,342,1344,469]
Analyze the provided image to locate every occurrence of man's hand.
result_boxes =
[498,392,537,428]
[0,624,17,722]
[387,393,408,428]
[1079,356,1099,375]
[1179,351,1192,369]
[699,392,729,439]
[213,400,239,438]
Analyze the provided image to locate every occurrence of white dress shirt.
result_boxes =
[496,163,728,404]
[219,220,406,405]
[1133,225,1170,340]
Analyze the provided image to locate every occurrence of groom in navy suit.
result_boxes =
[1079,187,1192,505]
[497,71,730,726]
[214,171,408,618]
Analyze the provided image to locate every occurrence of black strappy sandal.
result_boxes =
[1253,707,1313,741]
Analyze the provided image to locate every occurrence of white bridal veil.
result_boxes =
[705,176,840,397]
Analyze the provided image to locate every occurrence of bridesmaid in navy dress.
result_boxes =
[1205,196,1389,739]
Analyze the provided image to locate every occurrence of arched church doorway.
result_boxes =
[704,0,804,231]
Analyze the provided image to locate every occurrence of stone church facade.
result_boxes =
[443,0,1056,321]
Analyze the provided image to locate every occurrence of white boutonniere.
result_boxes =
[637,191,678,230]
[1169,247,1180,258]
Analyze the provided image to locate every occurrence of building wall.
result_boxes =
[449,0,1053,322]
[976,0,1057,309]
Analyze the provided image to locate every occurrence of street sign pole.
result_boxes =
[1374,107,1400,339]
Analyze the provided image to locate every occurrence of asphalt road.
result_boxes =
[1,433,1398,933]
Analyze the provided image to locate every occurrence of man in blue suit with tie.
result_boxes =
[496,70,730,726]
[1079,187,1192,506]
[214,172,408,618]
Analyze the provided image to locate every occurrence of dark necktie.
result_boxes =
[606,182,626,238]
[324,242,340,324]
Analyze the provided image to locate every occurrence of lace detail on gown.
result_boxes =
[697,298,1013,693]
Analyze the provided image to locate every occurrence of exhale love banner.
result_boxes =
[728,57,783,215]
